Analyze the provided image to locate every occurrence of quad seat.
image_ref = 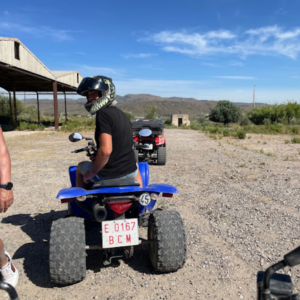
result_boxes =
[92,178,140,189]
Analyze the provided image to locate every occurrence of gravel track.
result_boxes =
[1,129,300,300]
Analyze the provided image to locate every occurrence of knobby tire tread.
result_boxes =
[49,217,86,285]
[157,147,167,165]
[148,210,187,272]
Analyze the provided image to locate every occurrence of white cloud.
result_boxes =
[206,30,235,39]
[0,22,77,41]
[143,25,300,59]
[123,53,156,59]
[215,76,255,80]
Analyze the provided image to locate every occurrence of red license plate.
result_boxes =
[102,218,139,249]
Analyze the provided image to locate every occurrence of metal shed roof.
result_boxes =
[0,37,84,129]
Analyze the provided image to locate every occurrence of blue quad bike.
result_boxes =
[49,133,187,285]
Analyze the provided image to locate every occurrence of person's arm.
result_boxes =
[83,133,112,183]
[0,128,14,213]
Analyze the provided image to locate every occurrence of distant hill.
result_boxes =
[23,94,265,118]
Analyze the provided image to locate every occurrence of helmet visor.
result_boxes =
[77,77,109,96]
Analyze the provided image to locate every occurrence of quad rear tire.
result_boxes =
[148,210,186,272]
[157,147,166,165]
[49,217,86,285]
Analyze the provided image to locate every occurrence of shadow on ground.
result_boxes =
[2,213,158,288]
[2,211,65,288]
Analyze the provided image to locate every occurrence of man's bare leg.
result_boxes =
[0,239,8,268]
[135,169,143,187]
[76,163,89,189]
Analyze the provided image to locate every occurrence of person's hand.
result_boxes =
[89,154,96,162]
[0,189,14,213]
[83,171,94,184]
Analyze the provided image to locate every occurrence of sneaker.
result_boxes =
[0,251,19,287]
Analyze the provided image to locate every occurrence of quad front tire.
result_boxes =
[49,217,86,285]
[157,147,166,165]
[148,210,186,272]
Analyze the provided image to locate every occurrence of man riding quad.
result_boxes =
[76,75,143,188]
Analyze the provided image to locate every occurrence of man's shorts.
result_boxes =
[80,161,138,183]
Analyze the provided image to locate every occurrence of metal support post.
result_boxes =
[53,81,59,130]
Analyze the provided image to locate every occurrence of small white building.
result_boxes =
[172,114,190,127]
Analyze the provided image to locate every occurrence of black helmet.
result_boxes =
[77,75,116,115]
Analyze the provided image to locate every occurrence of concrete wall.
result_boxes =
[172,114,190,127]
[55,73,83,87]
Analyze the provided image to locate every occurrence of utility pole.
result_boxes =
[253,85,256,113]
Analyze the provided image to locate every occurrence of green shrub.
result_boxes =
[291,137,300,144]
[236,130,246,139]
[222,129,230,136]
[38,125,45,131]
[285,140,290,144]
[29,124,38,131]
[19,121,28,130]
[190,123,202,130]
[239,115,251,126]
[263,118,271,125]
[204,126,222,134]
[292,126,299,134]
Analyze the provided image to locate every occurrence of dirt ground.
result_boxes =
[1,128,300,300]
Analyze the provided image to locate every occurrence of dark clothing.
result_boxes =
[95,106,136,178]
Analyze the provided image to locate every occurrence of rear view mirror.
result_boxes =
[139,129,152,137]
[284,246,300,267]
[69,132,83,142]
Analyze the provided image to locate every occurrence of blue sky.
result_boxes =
[1,0,300,103]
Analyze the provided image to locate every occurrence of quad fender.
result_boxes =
[57,184,178,199]
[138,162,149,187]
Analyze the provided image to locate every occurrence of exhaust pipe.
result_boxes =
[93,201,107,222]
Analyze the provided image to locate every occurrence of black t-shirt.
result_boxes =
[95,106,136,178]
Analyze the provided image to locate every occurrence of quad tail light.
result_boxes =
[162,193,173,198]
[61,198,73,203]
[107,200,132,214]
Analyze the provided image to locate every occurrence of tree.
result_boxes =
[144,105,157,120]
[209,100,241,125]
[0,95,25,124]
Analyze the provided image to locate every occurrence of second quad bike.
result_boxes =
[49,133,186,285]
[132,119,166,165]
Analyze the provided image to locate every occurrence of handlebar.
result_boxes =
[71,144,97,156]
[71,148,86,153]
